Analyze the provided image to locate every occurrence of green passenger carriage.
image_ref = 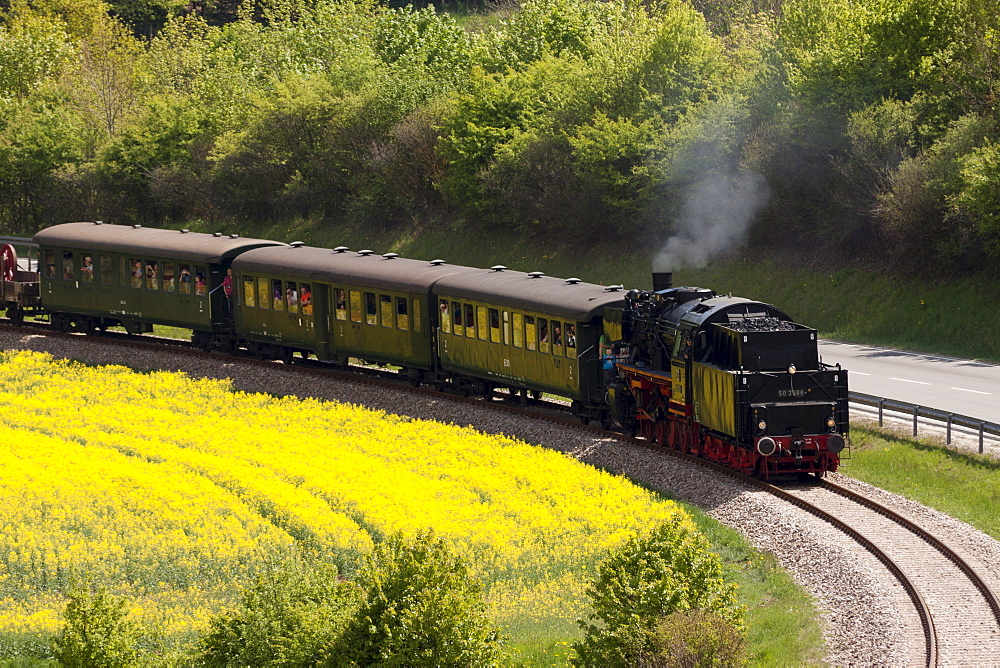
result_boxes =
[431,268,626,421]
[33,222,284,348]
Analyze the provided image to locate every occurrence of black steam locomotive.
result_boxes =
[605,272,848,478]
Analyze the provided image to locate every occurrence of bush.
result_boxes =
[197,561,359,667]
[639,609,747,667]
[331,530,505,667]
[51,585,141,667]
[573,517,745,667]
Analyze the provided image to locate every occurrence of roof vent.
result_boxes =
[565,277,582,285]
[229,233,240,239]
[358,249,374,256]
[605,284,623,292]
[213,232,223,237]
[528,271,545,279]
[290,241,305,248]
[333,246,349,253]
[430,259,446,266]
[180,229,190,234]
[94,220,103,225]
[491,265,508,272]
[133,224,142,229]
[383,252,398,260]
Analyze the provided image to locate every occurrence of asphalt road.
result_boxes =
[817,341,1000,424]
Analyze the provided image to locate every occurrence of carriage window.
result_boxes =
[243,276,256,307]
[179,264,192,294]
[286,281,298,313]
[146,260,159,290]
[195,267,207,296]
[489,309,501,344]
[129,258,142,287]
[464,304,476,338]
[380,294,393,328]
[301,284,313,315]
[163,262,175,292]
[62,252,75,280]
[477,306,488,341]
[100,255,113,284]
[452,301,462,330]
[396,297,409,330]
[413,298,421,333]
[272,279,284,310]
[44,250,55,277]
[524,316,536,351]
[439,298,451,333]
[365,292,377,325]
[350,290,362,322]
[502,311,510,345]
[257,277,269,308]
[538,318,550,353]
[566,323,577,359]
[552,321,563,356]
[81,255,94,282]
[335,288,347,320]
[512,313,523,348]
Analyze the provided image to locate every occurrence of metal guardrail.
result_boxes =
[850,391,1000,454]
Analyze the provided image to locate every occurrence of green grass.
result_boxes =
[844,426,1000,540]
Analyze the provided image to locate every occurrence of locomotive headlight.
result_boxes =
[826,417,837,431]
[757,420,767,432]
[788,364,796,375]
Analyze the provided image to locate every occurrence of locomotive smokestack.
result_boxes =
[652,271,673,293]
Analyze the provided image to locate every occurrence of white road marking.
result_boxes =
[890,377,931,385]
[951,387,991,395]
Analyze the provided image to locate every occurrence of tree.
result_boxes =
[51,585,141,667]
[573,517,745,667]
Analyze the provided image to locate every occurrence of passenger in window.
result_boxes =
[195,272,207,296]
[179,266,191,293]
[302,285,313,315]
[336,289,346,319]
[566,324,576,347]
[46,264,56,277]
[286,285,298,311]
[81,256,94,281]
[131,260,143,287]
[146,261,158,289]
[63,253,74,279]
[222,269,234,316]
[553,324,562,347]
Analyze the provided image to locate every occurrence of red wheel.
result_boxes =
[1,244,16,282]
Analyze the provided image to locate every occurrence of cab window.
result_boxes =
[287,281,298,313]
[489,309,501,344]
[335,289,347,320]
[396,297,409,330]
[380,294,393,328]
[243,276,256,307]
[538,318,550,353]
[81,255,94,282]
[566,323,577,359]
[464,304,475,338]
[512,313,523,348]
[163,262,175,292]
[301,284,313,315]
[524,316,536,351]
[365,292,377,325]
[257,277,270,309]
[439,298,451,333]
[350,290,362,322]
[129,258,142,287]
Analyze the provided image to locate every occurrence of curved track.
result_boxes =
[5,321,1000,665]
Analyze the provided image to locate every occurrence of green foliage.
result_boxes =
[198,561,359,667]
[640,608,747,666]
[0,8,74,98]
[573,517,745,667]
[331,530,505,667]
[51,585,141,667]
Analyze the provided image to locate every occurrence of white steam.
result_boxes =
[654,169,770,272]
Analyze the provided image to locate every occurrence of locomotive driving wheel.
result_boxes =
[0,244,16,283]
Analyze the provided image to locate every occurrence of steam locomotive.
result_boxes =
[0,224,848,479]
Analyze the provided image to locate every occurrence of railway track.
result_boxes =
[4,320,1000,665]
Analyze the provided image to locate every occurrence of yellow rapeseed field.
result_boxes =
[0,350,689,648]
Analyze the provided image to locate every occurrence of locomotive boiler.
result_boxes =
[604,272,849,478]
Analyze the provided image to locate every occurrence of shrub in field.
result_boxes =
[197,561,359,667]
[51,586,141,667]
[638,609,746,667]
[573,517,744,667]
[332,531,505,667]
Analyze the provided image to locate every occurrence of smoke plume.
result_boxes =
[653,168,770,272]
